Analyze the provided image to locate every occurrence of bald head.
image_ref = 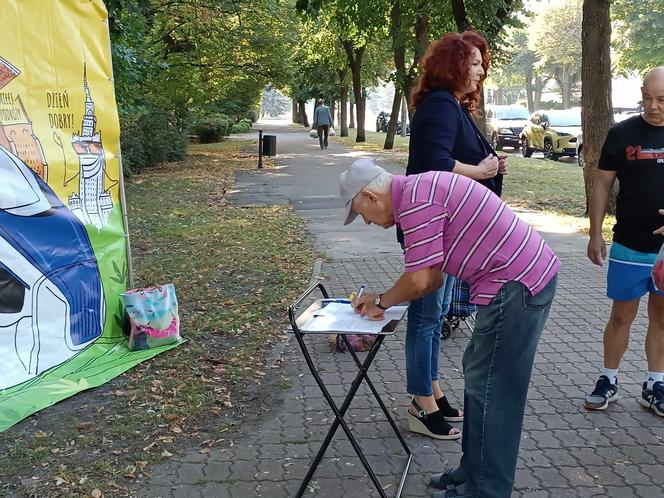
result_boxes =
[643,67,664,87]
[642,67,664,126]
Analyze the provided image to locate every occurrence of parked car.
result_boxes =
[485,105,530,150]
[520,109,581,160]
[375,111,410,135]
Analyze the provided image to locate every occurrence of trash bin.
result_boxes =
[262,135,277,156]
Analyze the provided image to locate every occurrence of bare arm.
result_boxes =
[352,267,444,320]
[655,209,664,235]
[587,169,617,265]
[453,154,499,181]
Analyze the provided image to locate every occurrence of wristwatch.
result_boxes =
[375,294,388,310]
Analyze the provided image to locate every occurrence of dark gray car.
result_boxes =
[485,105,530,150]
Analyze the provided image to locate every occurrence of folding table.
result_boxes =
[288,282,412,497]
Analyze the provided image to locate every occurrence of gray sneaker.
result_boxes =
[584,375,619,411]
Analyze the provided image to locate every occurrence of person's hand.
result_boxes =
[351,293,385,320]
[477,154,499,180]
[587,234,607,266]
[497,154,508,175]
[654,209,664,235]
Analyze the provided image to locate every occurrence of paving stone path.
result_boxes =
[135,122,664,498]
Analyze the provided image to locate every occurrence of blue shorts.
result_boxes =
[607,242,664,301]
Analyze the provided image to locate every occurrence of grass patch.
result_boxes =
[332,128,410,153]
[502,156,587,215]
[0,139,316,497]
[502,156,615,239]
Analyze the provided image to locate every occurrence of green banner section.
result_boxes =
[0,337,182,432]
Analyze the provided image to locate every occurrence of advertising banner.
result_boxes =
[0,0,179,431]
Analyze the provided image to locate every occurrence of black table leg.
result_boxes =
[294,333,411,497]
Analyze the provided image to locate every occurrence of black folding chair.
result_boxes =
[288,282,412,497]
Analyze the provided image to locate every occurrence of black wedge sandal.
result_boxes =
[407,400,461,440]
[436,395,464,422]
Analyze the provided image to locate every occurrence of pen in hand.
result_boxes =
[349,285,365,313]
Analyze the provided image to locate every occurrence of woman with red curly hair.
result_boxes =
[400,31,516,498]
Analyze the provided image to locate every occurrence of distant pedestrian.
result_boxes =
[584,67,664,418]
[340,158,559,498]
[313,99,333,150]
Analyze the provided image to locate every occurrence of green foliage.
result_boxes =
[120,108,188,175]
[108,0,300,171]
[490,29,530,88]
[119,114,148,176]
[612,0,664,75]
[231,119,253,134]
[193,113,233,143]
[528,0,582,106]
[529,0,582,68]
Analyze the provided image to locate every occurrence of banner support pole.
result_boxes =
[117,155,135,290]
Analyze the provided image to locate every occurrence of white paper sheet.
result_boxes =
[300,302,407,334]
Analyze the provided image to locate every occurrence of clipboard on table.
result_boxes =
[297,299,408,335]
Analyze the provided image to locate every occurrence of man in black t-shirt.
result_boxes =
[584,67,664,418]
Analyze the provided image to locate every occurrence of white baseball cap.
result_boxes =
[338,159,386,225]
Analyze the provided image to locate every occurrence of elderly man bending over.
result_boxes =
[339,159,559,498]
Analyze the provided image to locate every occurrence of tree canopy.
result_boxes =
[612,0,664,75]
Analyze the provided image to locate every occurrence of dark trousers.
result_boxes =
[317,125,329,149]
[450,275,557,498]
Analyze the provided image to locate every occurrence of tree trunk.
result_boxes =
[360,89,367,137]
[581,0,613,215]
[404,1,428,122]
[349,93,355,129]
[292,99,299,124]
[556,66,572,109]
[330,100,336,125]
[384,87,402,150]
[525,66,534,112]
[534,76,546,110]
[451,0,470,31]
[400,95,408,137]
[475,91,487,137]
[495,88,504,106]
[340,71,349,136]
[343,40,366,142]
[386,0,405,150]
[298,100,309,128]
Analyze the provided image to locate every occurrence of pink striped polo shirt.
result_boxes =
[392,171,560,305]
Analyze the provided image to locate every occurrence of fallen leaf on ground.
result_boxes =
[142,442,156,452]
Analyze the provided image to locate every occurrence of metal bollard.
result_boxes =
[258,129,263,169]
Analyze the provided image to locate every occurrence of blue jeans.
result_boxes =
[405,275,456,396]
[448,275,557,498]
[441,275,455,318]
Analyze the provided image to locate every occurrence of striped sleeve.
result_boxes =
[401,202,447,272]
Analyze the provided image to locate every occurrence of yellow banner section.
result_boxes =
[0,0,120,208]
